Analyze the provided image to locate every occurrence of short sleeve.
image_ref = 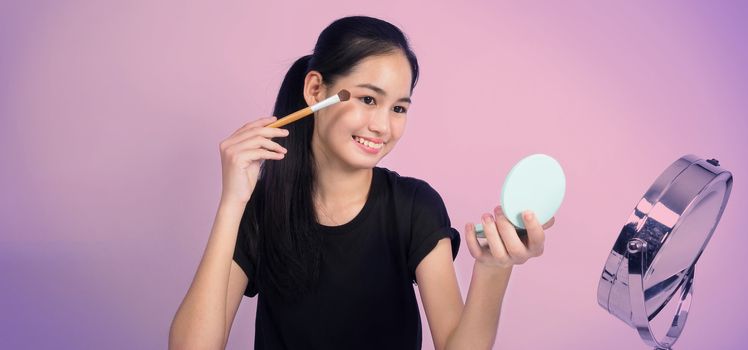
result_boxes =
[233,205,259,297]
[407,182,461,284]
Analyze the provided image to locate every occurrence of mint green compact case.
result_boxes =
[476,153,565,237]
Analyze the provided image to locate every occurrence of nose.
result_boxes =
[367,108,390,136]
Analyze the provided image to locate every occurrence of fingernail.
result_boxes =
[482,214,493,223]
[524,211,534,220]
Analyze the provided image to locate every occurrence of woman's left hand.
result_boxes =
[465,205,555,268]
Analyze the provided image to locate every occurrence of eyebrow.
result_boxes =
[355,83,412,104]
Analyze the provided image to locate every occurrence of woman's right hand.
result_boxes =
[219,116,289,205]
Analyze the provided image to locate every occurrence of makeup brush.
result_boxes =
[267,89,351,128]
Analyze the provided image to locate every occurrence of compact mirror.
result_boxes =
[476,153,566,237]
[597,154,733,349]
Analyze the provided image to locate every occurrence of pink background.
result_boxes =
[1,1,746,349]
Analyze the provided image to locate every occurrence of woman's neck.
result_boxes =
[313,163,373,207]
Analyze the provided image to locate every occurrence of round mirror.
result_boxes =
[597,154,733,349]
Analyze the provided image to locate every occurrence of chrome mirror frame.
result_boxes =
[597,154,733,349]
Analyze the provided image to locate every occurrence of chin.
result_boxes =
[348,158,381,170]
[345,151,388,170]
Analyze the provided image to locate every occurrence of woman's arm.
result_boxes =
[417,206,553,350]
[170,117,288,349]
[417,240,513,350]
[168,200,249,350]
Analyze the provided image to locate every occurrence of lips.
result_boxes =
[352,135,384,144]
[352,135,384,151]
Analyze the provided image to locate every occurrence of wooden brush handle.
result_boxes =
[267,106,313,128]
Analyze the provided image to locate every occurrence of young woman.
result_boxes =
[170,16,554,350]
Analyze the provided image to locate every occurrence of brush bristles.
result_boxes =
[337,89,350,102]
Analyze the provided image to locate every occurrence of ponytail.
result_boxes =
[253,54,322,301]
[272,55,312,117]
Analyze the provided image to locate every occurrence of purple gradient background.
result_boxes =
[1,1,746,349]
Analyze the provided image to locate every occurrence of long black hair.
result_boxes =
[242,16,419,301]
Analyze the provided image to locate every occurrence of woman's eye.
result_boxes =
[360,96,376,105]
[393,106,408,114]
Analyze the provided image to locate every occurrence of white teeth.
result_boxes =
[354,136,383,149]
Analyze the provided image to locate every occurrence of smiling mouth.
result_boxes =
[352,135,384,149]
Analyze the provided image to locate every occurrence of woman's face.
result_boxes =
[305,51,413,171]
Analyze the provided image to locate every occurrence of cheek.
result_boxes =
[318,105,359,131]
[331,106,368,134]
[389,117,407,141]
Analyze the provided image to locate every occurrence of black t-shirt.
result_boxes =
[233,166,461,349]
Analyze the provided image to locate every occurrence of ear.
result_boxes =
[303,70,327,107]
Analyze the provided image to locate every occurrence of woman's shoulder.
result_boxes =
[375,166,429,191]
[374,166,442,203]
